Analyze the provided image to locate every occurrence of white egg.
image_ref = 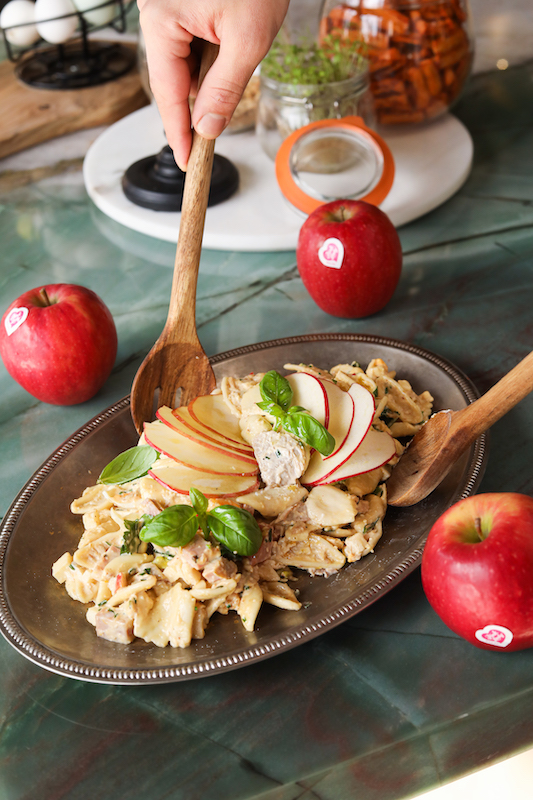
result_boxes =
[71,0,115,27]
[34,0,77,43]
[0,0,40,47]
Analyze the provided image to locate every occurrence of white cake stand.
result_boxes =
[83,103,473,252]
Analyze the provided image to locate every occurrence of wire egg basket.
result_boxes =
[1,0,136,89]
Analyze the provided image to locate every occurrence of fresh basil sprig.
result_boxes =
[207,505,263,557]
[98,445,159,485]
[140,504,198,548]
[258,370,335,456]
[136,489,262,557]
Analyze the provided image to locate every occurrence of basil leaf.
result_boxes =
[139,505,198,547]
[282,412,335,456]
[259,370,293,411]
[256,400,286,421]
[98,445,158,485]
[121,517,149,554]
[189,487,210,538]
[207,506,262,557]
[189,487,208,515]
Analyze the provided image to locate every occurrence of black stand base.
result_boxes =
[122,145,239,212]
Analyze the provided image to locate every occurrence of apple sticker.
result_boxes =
[318,238,344,270]
[4,306,28,336]
[474,624,513,648]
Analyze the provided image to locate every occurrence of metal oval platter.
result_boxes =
[0,335,486,684]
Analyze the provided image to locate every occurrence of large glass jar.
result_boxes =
[256,70,374,160]
[319,0,473,125]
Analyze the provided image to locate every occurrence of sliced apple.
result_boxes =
[157,405,253,457]
[172,405,253,455]
[321,380,356,457]
[301,382,375,482]
[286,372,329,427]
[188,393,251,446]
[149,460,260,497]
[144,421,258,475]
[303,428,396,487]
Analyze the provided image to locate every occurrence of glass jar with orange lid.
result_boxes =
[319,0,473,125]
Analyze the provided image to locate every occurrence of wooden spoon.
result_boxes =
[386,350,533,507]
[130,43,219,434]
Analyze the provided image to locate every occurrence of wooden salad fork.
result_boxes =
[130,43,219,435]
[386,350,533,506]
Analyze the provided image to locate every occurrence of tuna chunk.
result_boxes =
[202,557,238,585]
[252,430,309,487]
[180,534,220,569]
[94,608,134,644]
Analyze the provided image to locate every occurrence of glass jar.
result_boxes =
[256,70,374,160]
[319,0,473,125]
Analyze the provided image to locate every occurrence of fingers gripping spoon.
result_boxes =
[386,350,533,507]
[130,44,219,434]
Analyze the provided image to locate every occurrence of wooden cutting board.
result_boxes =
[0,44,150,159]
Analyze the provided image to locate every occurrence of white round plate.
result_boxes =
[83,103,473,251]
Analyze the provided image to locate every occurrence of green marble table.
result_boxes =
[0,58,532,800]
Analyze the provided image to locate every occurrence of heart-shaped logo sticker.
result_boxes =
[474,624,513,648]
[4,307,29,337]
[318,237,344,270]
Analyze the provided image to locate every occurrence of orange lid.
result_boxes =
[275,116,394,215]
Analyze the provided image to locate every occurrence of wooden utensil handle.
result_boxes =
[166,41,220,337]
[451,349,533,445]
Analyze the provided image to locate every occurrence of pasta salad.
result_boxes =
[52,358,433,649]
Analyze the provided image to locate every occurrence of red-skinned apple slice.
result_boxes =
[302,382,375,482]
[149,460,260,497]
[144,421,258,475]
[303,427,395,486]
[321,380,356,458]
[188,394,251,446]
[173,405,252,454]
[157,405,253,457]
[286,372,329,427]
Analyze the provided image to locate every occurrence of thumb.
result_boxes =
[191,43,256,139]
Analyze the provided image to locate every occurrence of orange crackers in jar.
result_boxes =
[320,0,473,125]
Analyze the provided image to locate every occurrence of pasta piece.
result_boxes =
[70,484,121,514]
[306,485,357,528]
[52,552,73,584]
[105,575,157,607]
[261,581,301,611]
[64,564,99,603]
[238,582,263,631]
[133,583,197,648]
[276,532,346,577]
[237,484,308,517]
[102,553,153,578]
[190,578,238,601]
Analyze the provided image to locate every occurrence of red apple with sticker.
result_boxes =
[296,199,402,318]
[421,493,533,652]
[0,283,117,405]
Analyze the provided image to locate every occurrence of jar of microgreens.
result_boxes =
[257,36,373,160]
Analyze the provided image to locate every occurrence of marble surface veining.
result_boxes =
[0,33,532,800]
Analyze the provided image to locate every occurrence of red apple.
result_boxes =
[296,199,402,318]
[0,283,117,405]
[421,493,533,652]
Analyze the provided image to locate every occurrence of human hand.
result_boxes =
[137,0,289,170]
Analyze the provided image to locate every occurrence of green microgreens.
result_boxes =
[261,34,366,86]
